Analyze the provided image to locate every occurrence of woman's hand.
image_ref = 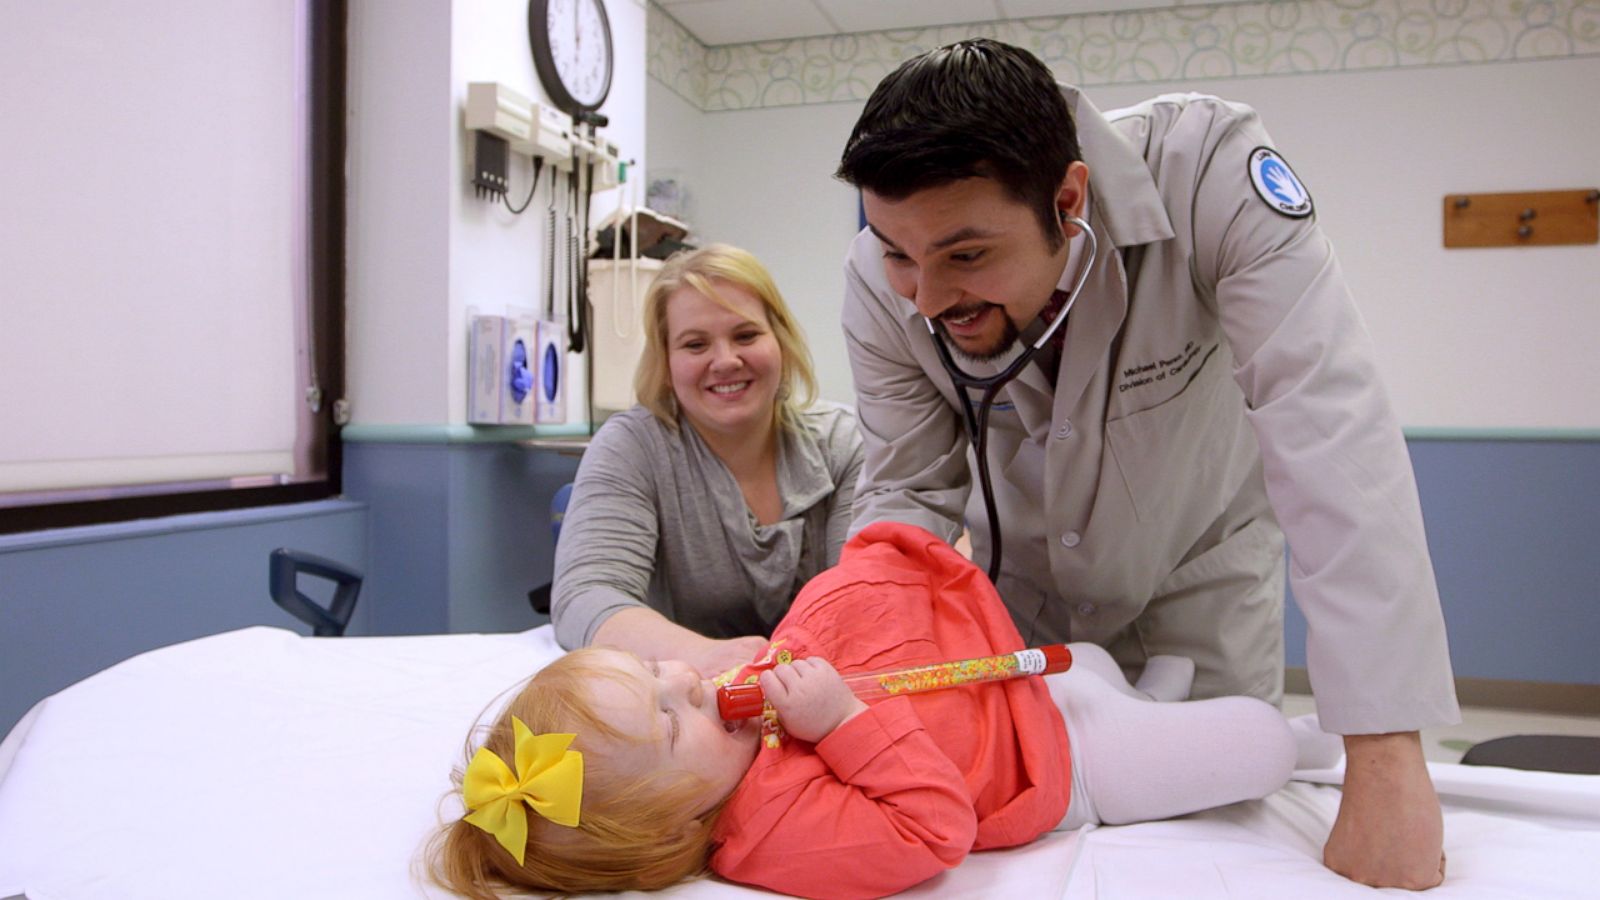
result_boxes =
[684,634,770,680]
[592,607,766,678]
[758,657,868,743]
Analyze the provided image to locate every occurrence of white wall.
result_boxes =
[648,55,1600,429]
[348,0,649,428]
[1093,59,1600,432]
[346,0,454,427]
[644,75,704,226]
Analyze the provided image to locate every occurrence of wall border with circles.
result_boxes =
[648,0,1600,112]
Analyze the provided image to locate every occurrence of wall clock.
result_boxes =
[528,0,613,116]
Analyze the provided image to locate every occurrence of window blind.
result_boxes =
[0,0,305,495]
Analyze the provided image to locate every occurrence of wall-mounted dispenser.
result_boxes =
[467,309,537,425]
[463,80,632,429]
[535,319,567,424]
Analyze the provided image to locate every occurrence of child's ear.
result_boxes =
[675,811,718,843]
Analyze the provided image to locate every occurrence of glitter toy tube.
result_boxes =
[716,645,1073,720]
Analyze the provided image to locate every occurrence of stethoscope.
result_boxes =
[923,215,1098,583]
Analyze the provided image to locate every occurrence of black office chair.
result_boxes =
[1460,735,1600,775]
[268,548,364,637]
[528,482,574,615]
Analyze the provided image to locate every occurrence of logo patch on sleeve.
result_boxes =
[1248,147,1313,218]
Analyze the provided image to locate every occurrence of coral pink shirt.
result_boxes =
[709,523,1071,899]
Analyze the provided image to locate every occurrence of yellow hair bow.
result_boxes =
[462,717,583,864]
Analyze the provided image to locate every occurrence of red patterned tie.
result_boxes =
[1038,290,1072,348]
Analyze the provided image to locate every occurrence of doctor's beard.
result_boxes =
[944,305,1022,363]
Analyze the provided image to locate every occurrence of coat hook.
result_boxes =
[1453,196,1471,209]
[1587,189,1599,204]
[1517,224,1533,238]
[1519,208,1537,221]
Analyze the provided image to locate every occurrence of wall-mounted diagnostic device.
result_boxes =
[463,66,627,430]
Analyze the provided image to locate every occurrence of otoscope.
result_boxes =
[717,644,1073,720]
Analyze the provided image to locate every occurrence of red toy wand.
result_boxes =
[717,644,1073,720]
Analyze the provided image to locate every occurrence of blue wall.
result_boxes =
[1285,438,1600,686]
[341,438,581,636]
[0,500,369,736]
[0,439,581,738]
[3,437,1594,739]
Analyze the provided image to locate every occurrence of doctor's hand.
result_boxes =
[1324,731,1446,890]
[759,658,868,743]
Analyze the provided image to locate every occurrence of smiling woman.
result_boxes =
[549,244,864,678]
[661,279,785,469]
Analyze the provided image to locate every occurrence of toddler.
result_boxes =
[431,523,1311,899]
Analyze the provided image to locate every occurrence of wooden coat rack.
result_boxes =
[1443,188,1599,248]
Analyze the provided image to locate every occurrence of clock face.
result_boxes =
[536,0,613,112]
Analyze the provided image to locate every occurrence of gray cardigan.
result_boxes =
[550,403,864,649]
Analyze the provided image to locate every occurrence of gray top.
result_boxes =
[551,403,864,650]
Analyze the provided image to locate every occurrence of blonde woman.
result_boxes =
[550,244,863,677]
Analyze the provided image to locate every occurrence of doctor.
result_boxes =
[836,40,1457,888]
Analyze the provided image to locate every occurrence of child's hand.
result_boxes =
[758,657,868,743]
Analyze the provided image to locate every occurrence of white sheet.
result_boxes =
[0,626,1595,899]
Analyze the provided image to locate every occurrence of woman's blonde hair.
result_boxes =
[634,244,818,434]
[429,649,724,898]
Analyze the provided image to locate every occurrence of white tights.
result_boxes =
[1050,643,1300,830]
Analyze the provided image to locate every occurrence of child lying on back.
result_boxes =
[430,522,1301,899]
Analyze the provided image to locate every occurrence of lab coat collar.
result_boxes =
[1060,83,1174,249]
[995,192,1128,432]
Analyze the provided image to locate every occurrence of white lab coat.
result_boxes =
[843,85,1460,734]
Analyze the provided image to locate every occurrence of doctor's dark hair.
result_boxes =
[836,39,1080,252]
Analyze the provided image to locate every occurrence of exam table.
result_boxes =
[2,623,1597,899]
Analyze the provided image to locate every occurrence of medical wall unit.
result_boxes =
[465,81,573,192]
[463,80,626,428]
